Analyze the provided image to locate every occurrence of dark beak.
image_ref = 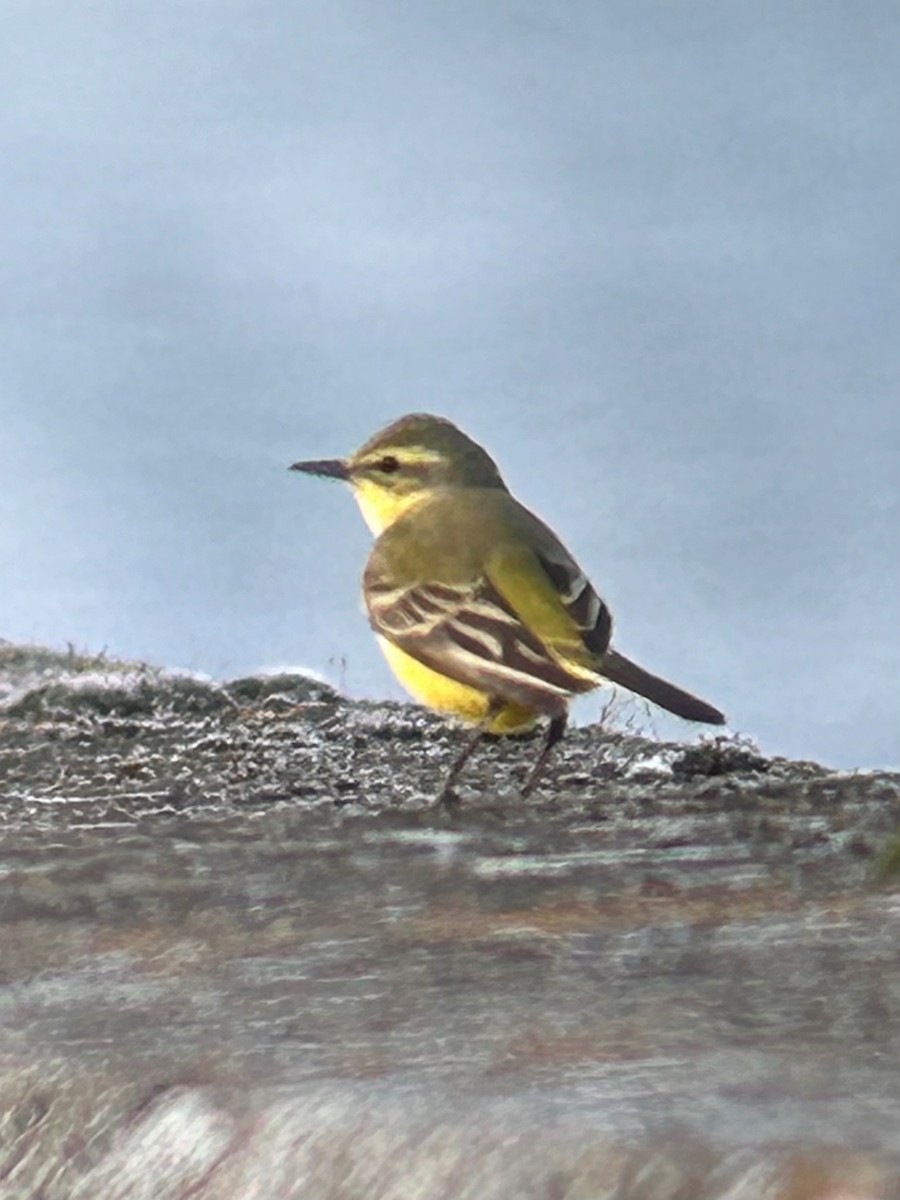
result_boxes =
[289,457,350,481]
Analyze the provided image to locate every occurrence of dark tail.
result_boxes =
[600,649,726,725]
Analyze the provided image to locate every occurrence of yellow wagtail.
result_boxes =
[291,414,725,801]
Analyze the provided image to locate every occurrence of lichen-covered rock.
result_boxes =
[2,642,900,1198]
[1,643,898,850]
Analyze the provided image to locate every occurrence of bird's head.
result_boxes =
[290,413,506,533]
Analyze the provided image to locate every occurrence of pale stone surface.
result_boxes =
[2,643,899,1198]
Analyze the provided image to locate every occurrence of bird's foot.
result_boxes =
[434,785,463,810]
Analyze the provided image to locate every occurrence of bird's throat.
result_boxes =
[351,480,429,536]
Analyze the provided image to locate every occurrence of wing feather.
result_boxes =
[532,544,612,657]
[363,498,612,713]
[366,574,590,712]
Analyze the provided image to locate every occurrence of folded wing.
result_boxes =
[365,540,606,714]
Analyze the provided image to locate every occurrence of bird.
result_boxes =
[290,413,725,802]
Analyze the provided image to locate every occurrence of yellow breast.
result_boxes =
[376,636,538,734]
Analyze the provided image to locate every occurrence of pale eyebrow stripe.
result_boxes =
[358,448,445,468]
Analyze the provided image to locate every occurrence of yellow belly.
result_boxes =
[376,636,538,734]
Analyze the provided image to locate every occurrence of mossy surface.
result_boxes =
[2,643,900,1196]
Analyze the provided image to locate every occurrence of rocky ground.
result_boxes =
[2,640,900,1199]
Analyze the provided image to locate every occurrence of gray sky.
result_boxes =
[3,1,898,769]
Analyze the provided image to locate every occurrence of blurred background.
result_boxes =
[2,1,897,769]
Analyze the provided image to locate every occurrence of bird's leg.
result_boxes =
[436,727,483,806]
[436,699,504,806]
[520,711,568,798]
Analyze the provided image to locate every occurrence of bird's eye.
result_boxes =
[378,456,400,474]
